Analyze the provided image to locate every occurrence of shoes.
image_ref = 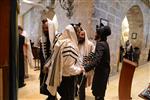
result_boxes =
[19,83,26,88]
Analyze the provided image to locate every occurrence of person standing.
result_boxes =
[119,45,124,62]
[124,40,133,61]
[84,25,111,100]
[133,47,140,65]
[77,30,95,100]
[39,19,56,100]
[18,26,26,88]
[45,24,84,100]
[22,30,34,78]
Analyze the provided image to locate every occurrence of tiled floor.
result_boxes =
[18,62,150,100]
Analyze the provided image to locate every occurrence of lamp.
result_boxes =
[59,0,74,19]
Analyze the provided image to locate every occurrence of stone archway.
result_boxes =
[120,5,144,65]
[120,5,146,66]
[126,5,144,49]
[121,5,144,49]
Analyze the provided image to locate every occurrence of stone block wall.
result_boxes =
[93,0,123,74]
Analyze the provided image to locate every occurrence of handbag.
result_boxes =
[138,84,150,100]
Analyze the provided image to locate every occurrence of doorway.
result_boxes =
[119,5,144,67]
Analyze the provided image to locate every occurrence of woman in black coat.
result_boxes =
[84,26,111,100]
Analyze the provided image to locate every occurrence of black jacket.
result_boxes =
[85,40,110,97]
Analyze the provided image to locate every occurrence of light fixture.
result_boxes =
[59,0,74,19]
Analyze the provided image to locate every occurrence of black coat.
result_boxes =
[85,40,110,97]
[39,36,51,95]
[19,34,25,84]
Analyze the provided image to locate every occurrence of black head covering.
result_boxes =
[96,25,111,41]
[18,25,23,31]
[70,23,83,34]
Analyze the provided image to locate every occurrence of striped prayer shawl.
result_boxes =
[62,46,78,64]
[41,35,51,60]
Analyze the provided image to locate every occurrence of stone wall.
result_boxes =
[23,7,43,46]
[127,5,144,48]
[93,0,122,74]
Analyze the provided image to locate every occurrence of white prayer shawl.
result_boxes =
[45,25,82,96]
[41,18,56,60]
[47,18,56,49]
[78,30,95,61]
[78,30,95,87]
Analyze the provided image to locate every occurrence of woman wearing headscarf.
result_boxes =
[45,24,84,100]
[84,25,111,100]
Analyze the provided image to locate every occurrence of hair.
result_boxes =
[18,25,23,31]
[42,18,48,24]
[71,22,83,34]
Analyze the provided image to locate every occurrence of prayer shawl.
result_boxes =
[40,18,56,60]
[78,30,95,87]
[78,30,95,60]
[45,25,82,96]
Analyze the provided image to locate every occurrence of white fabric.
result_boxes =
[59,25,82,76]
[52,15,58,34]
[47,18,56,49]
[45,25,82,96]
[22,31,34,68]
[61,41,82,76]
[126,43,132,52]
[78,30,95,87]
[78,30,95,61]
[40,35,47,59]
[40,18,57,59]
[61,25,79,50]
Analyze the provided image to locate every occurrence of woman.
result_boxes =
[84,25,111,100]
